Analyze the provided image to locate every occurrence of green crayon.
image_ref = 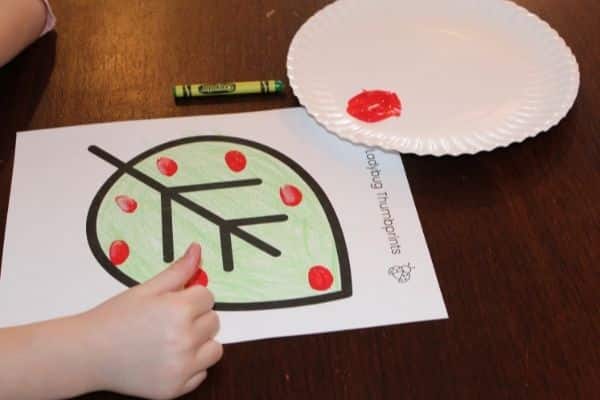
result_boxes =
[173,80,284,98]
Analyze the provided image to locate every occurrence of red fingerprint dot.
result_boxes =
[225,150,247,172]
[157,157,178,176]
[115,195,138,213]
[185,269,209,288]
[109,240,129,266]
[308,265,333,291]
[279,184,303,206]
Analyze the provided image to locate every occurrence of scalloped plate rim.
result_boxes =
[286,0,580,156]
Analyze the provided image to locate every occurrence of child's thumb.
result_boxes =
[144,243,201,293]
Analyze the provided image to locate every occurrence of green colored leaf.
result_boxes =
[87,136,351,310]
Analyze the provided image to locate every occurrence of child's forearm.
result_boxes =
[0,244,221,399]
[0,314,101,399]
[0,0,47,66]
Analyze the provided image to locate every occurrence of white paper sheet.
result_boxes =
[0,108,446,343]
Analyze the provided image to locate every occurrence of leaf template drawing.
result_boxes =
[86,136,352,310]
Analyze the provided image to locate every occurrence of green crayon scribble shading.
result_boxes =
[94,139,346,306]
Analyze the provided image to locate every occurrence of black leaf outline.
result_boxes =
[86,136,352,311]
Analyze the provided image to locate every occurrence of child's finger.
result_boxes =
[194,340,223,371]
[192,311,220,343]
[143,243,202,294]
[181,370,208,395]
[180,285,215,317]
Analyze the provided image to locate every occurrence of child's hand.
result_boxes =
[83,243,222,399]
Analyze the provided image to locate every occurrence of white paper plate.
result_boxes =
[287,0,579,155]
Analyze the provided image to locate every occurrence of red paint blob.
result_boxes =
[185,268,209,288]
[308,265,334,291]
[346,89,402,123]
[109,240,130,266]
[115,195,138,213]
[279,184,303,206]
[225,150,247,172]
[157,157,178,176]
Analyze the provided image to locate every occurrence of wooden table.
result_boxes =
[0,1,597,399]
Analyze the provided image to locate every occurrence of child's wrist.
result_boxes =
[61,312,110,394]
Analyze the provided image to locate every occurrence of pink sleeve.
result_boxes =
[40,0,56,36]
